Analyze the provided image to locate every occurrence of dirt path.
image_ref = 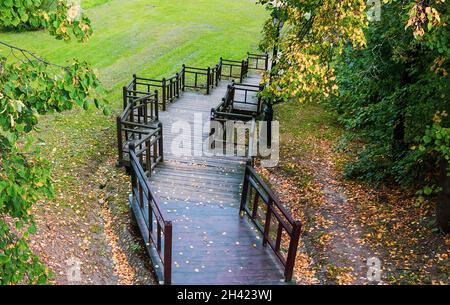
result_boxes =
[261,102,449,285]
[301,149,377,285]
[259,144,378,285]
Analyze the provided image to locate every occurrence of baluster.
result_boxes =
[139,148,144,168]
[147,138,152,175]
[153,137,157,169]
[158,123,164,163]
[148,196,153,232]
[263,199,273,247]
[122,86,127,110]
[275,223,283,252]
[144,97,148,124]
[139,180,144,209]
[162,78,167,111]
[240,60,245,83]
[170,78,173,101]
[182,65,186,91]
[284,221,302,282]
[157,224,161,252]
[206,67,211,94]
[154,90,159,119]
[240,163,251,215]
[129,143,137,196]
[176,73,180,98]
[164,221,173,285]
[252,190,259,220]
[117,117,123,164]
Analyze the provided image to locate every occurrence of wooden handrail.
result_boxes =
[124,52,261,112]
[237,117,302,282]
[129,143,172,284]
[240,162,302,282]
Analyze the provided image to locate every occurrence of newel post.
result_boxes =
[164,221,173,285]
[129,143,137,190]
[240,161,252,216]
[162,78,167,111]
[285,220,302,282]
[206,67,211,95]
[122,86,128,110]
[182,64,186,91]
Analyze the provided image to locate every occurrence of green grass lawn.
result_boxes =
[0,0,266,209]
[1,0,266,103]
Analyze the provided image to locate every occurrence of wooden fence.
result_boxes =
[116,92,163,169]
[211,81,264,123]
[129,143,172,284]
[122,52,267,112]
[240,121,302,282]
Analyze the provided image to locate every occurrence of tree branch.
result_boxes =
[0,40,68,70]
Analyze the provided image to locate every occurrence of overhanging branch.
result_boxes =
[0,40,68,70]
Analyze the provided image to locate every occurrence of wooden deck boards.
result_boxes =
[147,74,286,285]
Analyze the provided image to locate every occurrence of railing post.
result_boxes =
[129,143,137,190]
[123,86,128,110]
[158,122,164,163]
[132,74,137,98]
[240,60,245,84]
[164,221,173,285]
[169,77,173,102]
[162,78,167,111]
[117,116,123,165]
[216,66,219,85]
[206,67,211,95]
[265,53,269,71]
[240,162,251,216]
[176,73,180,97]
[284,220,302,282]
[263,199,273,247]
[154,90,159,120]
[182,64,186,91]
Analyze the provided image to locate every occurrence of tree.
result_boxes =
[0,0,109,284]
[258,0,449,232]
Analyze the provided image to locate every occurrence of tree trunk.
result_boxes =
[437,159,450,233]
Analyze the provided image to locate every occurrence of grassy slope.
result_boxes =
[1,0,265,96]
[0,0,266,200]
[0,0,267,283]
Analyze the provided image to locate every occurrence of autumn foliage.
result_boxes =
[259,0,449,230]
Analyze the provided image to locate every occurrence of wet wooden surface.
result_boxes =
[148,74,286,285]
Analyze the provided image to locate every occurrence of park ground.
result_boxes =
[1,0,448,284]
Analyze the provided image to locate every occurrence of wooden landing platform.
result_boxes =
[145,74,286,285]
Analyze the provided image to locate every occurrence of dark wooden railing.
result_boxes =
[220,58,249,83]
[125,72,183,111]
[247,52,269,71]
[232,83,263,114]
[211,81,263,123]
[128,143,172,284]
[183,65,213,94]
[240,162,301,282]
[238,118,301,283]
[123,52,267,112]
[117,93,163,169]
